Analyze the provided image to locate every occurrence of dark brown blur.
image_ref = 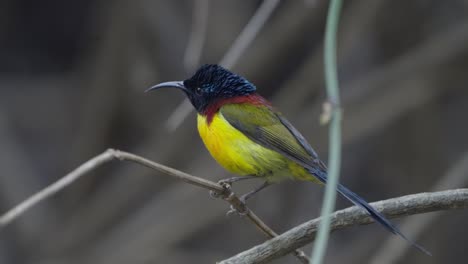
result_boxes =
[1,1,468,263]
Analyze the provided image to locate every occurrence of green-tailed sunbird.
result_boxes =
[147,64,430,255]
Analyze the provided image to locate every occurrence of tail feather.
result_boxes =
[308,167,431,256]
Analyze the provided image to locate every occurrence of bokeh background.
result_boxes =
[1,0,468,263]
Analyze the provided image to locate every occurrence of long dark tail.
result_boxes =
[308,167,431,256]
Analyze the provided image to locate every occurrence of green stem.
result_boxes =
[310,0,343,263]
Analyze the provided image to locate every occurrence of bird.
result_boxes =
[146,64,430,255]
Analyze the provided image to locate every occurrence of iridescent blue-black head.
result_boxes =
[146,64,256,113]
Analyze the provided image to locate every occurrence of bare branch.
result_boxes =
[219,189,468,264]
[0,149,221,228]
[0,110,56,238]
[113,150,224,192]
[0,149,308,262]
[0,150,113,228]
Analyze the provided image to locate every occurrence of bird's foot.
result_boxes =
[226,204,248,217]
[209,190,220,199]
[210,175,258,199]
[224,191,249,217]
[219,176,253,185]
[238,193,250,204]
[209,180,232,199]
[210,177,259,217]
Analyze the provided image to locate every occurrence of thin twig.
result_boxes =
[113,150,223,192]
[165,0,281,131]
[0,149,309,262]
[165,98,194,131]
[219,188,468,264]
[219,0,280,69]
[0,149,216,227]
[0,111,55,236]
[312,0,343,263]
[183,0,210,73]
[0,150,114,227]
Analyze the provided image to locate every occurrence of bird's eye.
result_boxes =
[195,87,202,95]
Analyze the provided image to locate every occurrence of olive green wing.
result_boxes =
[220,103,431,255]
[220,103,325,171]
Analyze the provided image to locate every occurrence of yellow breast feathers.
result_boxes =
[197,112,290,178]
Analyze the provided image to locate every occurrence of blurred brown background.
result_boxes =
[1,0,468,263]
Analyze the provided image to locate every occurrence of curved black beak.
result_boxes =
[145,81,187,93]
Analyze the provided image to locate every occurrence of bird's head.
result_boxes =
[146,64,256,113]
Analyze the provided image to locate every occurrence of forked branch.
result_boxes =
[0,149,309,263]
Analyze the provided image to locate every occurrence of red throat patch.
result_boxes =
[202,93,271,124]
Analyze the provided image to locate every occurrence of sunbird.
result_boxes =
[147,64,430,255]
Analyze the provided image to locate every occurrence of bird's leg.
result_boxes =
[239,181,272,204]
[226,181,272,216]
[210,175,258,199]
[218,175,257,185]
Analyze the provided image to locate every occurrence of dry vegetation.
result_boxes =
[1,1,468,263]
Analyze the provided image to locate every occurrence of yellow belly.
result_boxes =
[197,113,312,182]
